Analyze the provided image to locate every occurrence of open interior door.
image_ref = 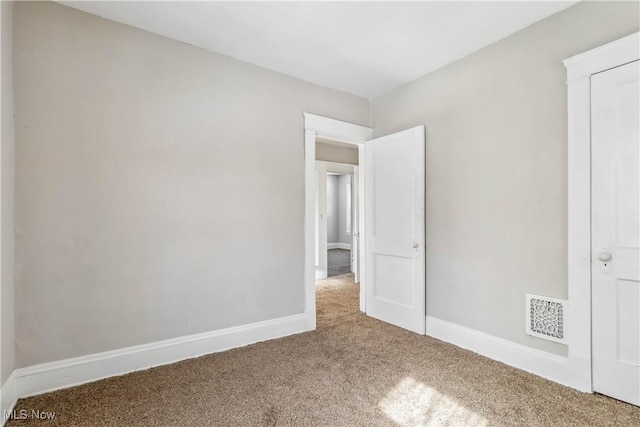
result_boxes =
[352,166,359,283]
[365,126,425,334]
[314,167,327,280]
[591,60,640,405]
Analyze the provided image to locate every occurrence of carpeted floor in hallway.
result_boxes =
[7,273,640,426]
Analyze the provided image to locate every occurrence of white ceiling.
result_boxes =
[58,1,578,99]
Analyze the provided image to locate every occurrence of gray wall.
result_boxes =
[13,1,369,367]
[371,1,640,356]
[315,142,358,165]
[337,175,352,245]
[1,0,15,384]
[9,0,639,371]
[326,175,339,244]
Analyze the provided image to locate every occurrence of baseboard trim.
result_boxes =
[327,243,351,250]
[425,316,582,391]
[13,312,309,400]
[315,269,327,280]
[1,371,18,426]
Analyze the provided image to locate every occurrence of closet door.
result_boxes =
[591,60,640,405]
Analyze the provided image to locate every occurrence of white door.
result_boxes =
[315,166,328,280]
[357,159,367,313]
[592,60,640,405]
[352,167,360,282]
[365,126,425,334]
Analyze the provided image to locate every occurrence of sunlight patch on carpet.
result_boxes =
[379,377,488,426]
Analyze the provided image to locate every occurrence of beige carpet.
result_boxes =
[8,273,640,426]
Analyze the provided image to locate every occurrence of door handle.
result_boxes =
[413,242,419,249]
[597,252,612,262]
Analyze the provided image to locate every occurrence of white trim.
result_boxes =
[305,128,318,330]
[1,372,17,426]
[9,313,307,401]
[316,160,355,175]
[327,243,351,250]
[426,316,590,392]
[564,32,640,394]
[305,113,372,324]
[304,113,372,143]
[357,147,366,313]
[563,32,639,82]
[315,162,329,282]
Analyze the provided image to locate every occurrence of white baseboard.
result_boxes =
[304,308,316,332]
[12,312,309,400]
[1,371,17,426]
[316,268,327,280]
[327,243,351,250]
[425,316,584,391]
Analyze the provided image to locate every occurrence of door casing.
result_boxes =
[304,113,372,330]
[563,31,640,393]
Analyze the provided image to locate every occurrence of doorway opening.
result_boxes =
[315,154,360,324]
[304,113,372,331]
[315,161,357,280]
[304,113,426,335]
[326,172,353,277]
[315,161,359,331]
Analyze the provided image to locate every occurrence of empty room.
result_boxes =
[0,1,639,426]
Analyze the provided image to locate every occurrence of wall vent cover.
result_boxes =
[526,294,567,344]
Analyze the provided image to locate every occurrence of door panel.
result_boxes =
[592,60,640,405]
[365,126,425,334]
[315,166,328,280]
[616,279,639,365]
[315,168,320,268]
[352,166,359,282]
[374,254,414,307]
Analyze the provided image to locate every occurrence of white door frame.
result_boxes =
[563,31,639,393]
[304,113,372,330]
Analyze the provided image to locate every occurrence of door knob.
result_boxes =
[413,242,419,249]
[597,252,612,262]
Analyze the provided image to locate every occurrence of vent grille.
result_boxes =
[526,294,567,344]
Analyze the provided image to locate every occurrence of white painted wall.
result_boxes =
[371,1,640,356]
[12,1,369,368]
[0,0,15,386]
[326,175,339,244]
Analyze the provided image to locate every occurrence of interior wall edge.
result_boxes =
[0,370,17,427]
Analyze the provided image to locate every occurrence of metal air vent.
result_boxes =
[526,294,567,344]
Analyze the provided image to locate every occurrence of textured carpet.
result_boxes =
[8,274,640,426]
[327,249,351,277]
